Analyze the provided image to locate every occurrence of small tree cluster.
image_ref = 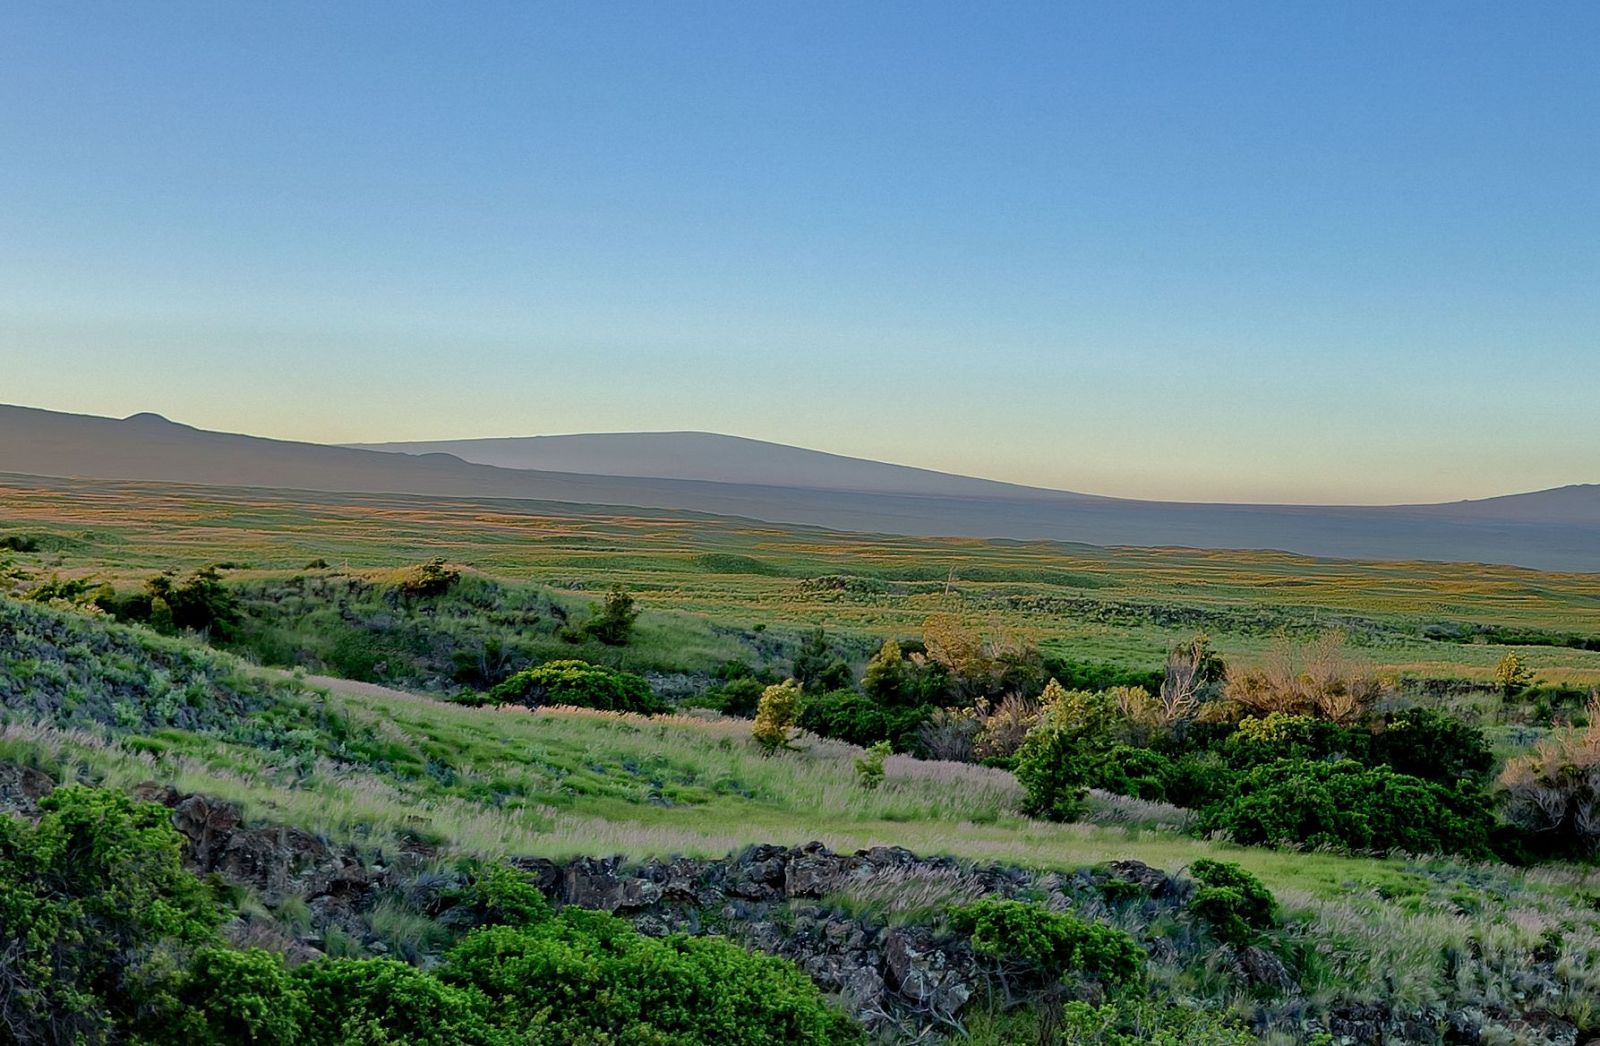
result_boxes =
[483,659,662,713]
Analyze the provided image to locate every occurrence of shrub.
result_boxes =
[861,637,909,705]
[1083,745,1174,802]
[163,947,309,1045]
[792,626,851,691]
[398,557,461,598]
[0,785,221,1042]
[954,899,1144,994]
[1185,860,1277,946]
[1223,636,1389,724]
[754,679,803,752]
[454,864,553,927]
[485,659,662,713]
[1371,707,1493,786]
[1224,712,1368,769]
[296,957,504,1046]
[855,740,891,789]
[797,688,931,751]
[1163,751,1237,810]
[441,913,858,1044]
[1013,686,1123,820]
[143,565,241,635]
[584,584,638,645]
[972,692,1043,761]
[1198,759,1493,856]
[1495,650,1534,697]
[913,705,979,761]
[1498,710,1600,860]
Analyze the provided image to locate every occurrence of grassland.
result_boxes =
[5,473,1600,686]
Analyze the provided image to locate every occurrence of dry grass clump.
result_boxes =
[1224,634,1390,725]
[1498,698,1600,857]
[972,693,1041,761]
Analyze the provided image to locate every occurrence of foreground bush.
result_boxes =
[482,659,663,713]
[955,899,1144,994]
[0,786,221,1043]
[1185,859,1277,945]
[1198,759,1493,856]
[442,913,859,1044]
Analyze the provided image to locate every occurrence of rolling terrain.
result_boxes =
[4,404,1598,570]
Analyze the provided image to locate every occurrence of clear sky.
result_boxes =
[2,2,1595,504]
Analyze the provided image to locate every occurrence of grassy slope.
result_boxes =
[4,474,1600,685]
[1,598,1597,1027]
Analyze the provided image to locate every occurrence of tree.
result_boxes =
[861,638,908,704]
[484,660,662,713]
[753,680,802,753]
[585,585,639,646]
[792,627,850,690]
[1494,650,1534,698]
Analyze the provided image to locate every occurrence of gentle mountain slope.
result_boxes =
[346,430,1074,499]
[2,404,1597,570]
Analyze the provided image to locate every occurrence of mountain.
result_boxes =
[345,432,1069,499]
[3,404,1597,571]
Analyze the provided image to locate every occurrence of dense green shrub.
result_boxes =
[1013,689,1123,819]
[453,863,554,927]
[441,912,859,1044]
[162,947,310,1045]
[1185,860,1277,945]
[297,957,504,1045]
[1080,744,1174,801]
[954,899,1144,993]
[1370,707,1493,785]
[1198,759,1493,856]
[1163,751,1238,810]
[483,659,663,713]
[797,689,932,751]
[0,785,221,1043]
[1223,712,1368,769]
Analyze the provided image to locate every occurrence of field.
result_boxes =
[5,476,1600,1042]
[5,473,1600,687]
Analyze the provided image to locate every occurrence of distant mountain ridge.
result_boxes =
[2,404,1597,571]
[345,431,1079,500]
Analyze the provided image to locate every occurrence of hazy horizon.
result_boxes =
[4,3,1597,504]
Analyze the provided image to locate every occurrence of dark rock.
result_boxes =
[0,761,55,816]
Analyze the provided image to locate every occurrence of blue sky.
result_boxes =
[2,2,1595,503]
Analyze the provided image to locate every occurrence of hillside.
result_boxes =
[1,595,1597,1044]
[3,404,1598,570]
[346,430,1064,498]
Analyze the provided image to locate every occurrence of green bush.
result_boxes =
[1185,860,1277,945]
[0,785,221,1042]
[398,557,461,598]
[1223,712,1368,769]
[582,584,638,646]
[1197,759,1493,856]
[484,659,663,713]
[797,689,931,751]
[441,911,859,1044]
[163,947,309,1045]
[454,863,553,927]
[954,899,1144,993]
[1081,744,1174,801]
[297,957,504,1046]
[1370,707,1493,786]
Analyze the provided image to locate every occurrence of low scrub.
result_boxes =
[482,659,663,714]
[1198,759,1494,857]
